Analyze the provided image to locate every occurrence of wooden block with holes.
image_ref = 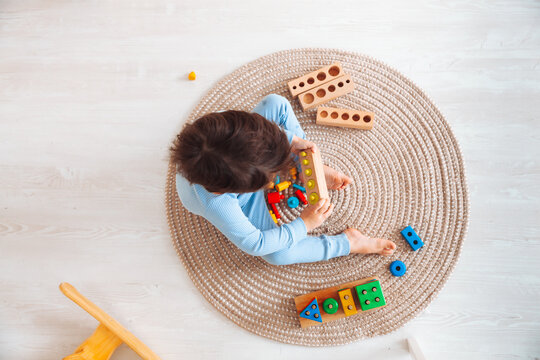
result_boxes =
[297,74,355,111]
[316,106,374,130]
[299,149,328,205]
[287,63,344,98]
[294,276,386,328]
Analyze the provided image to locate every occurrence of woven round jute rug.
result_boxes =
[166,48,468,346]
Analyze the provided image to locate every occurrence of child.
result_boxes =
[170,94,396,265]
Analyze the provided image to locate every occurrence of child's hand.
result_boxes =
[300,198,334,232]
[291,135,317,156]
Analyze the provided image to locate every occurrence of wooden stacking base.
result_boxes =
[294,276,385,328]
[60,283,160,360]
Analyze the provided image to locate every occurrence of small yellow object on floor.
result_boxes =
[60,283,161,360]
[188,71,196,80]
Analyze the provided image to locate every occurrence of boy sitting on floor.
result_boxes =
[170,94,396,265]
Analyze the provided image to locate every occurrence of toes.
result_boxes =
[375,239,396,255]
[380,246,395,255]
[382,240,396,250]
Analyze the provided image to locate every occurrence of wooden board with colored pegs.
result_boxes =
[294,276,386,328]
[299,149,328,205]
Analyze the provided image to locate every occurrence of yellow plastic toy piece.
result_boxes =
[304,168,312,176]
[289,167,297,180]
[307,180,315,189]
[309,192,319,204]
[338,288,357,317]
[188,71,196,80]
[267,181,275,189]
[269,210,278,224]
[275,181,292,192]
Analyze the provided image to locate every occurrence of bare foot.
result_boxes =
[323,165,353,190]
[344,228,396,256]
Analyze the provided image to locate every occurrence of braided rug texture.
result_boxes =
[166,48,469,346]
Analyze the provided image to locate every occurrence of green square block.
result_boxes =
[355,280,386,311]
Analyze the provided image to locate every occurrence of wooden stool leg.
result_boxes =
[64,324,123,360]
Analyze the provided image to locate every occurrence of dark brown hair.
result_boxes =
[170,110,292,193]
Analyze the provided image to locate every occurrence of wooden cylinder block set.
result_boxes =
[294,277,387,328]
[288,62,375,126]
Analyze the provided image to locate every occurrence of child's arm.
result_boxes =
[253,94,305,144]
[204,194,307,256]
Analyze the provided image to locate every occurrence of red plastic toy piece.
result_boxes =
[270,203,281,219]
[295,190,308,205]
[268,192,285,204]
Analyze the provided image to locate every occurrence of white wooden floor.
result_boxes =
[1,1,539,359]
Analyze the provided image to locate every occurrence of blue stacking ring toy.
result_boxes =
[390,260,406,276]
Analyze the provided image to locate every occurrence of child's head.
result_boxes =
[171,110,292,193]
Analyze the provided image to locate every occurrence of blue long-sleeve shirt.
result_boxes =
[175,94,350,264]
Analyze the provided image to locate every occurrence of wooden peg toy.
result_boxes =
[270,203,281,219]
[316,106,374,130]
[299,150,328,205]
[294,276,386,328]
[355,279,386,311]
[297,74,355,111]
[401,226,424,251]
[267,192,285,204]
[287,63,344,98]
[59,283,161,360]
